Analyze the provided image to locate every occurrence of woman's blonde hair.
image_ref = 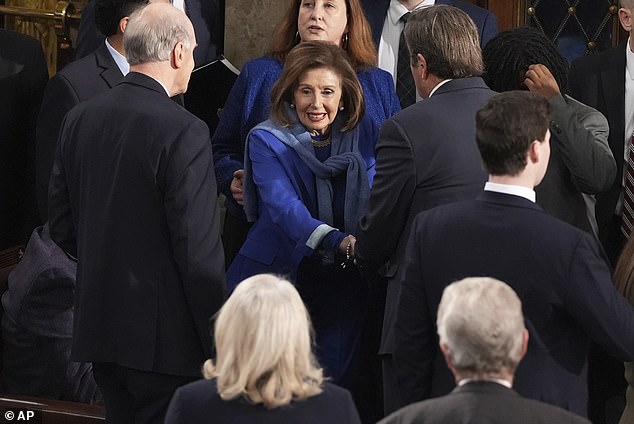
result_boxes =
[203,274,323,408]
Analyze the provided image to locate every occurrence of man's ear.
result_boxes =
[528,140,541,164]
[620,7,633,33]
[172,41,185,69]
[415,53,427,79]
[118,16,130,34]
[519,328,529,360]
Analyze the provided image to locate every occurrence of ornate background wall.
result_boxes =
[224,0,286,69]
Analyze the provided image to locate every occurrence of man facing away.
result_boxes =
[360,0,497,108]
[351,5,495,415]
[48,3,226,423]
[380,277,591,424]
[392,91,634,417]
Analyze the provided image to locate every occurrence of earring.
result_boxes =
[290,103,295,109]
[342,33,349,49]
[339,105,344,111]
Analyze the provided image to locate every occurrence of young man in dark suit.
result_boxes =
[352,5,495,415]
[360,0,497,107]
[381,277,591,424]
[48,3,226,422]
[35,0,148,221]
[392,91,634,418]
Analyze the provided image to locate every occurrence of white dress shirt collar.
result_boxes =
[105,38,129,76]
[484,182,536,203]
[458,378,512,389]
[428,78,452,97]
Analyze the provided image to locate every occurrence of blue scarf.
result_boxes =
[243,110,370,235]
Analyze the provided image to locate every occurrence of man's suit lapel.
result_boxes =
[94,43,124,88]
[601,44,626,165]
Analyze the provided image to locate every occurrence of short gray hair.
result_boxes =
[404,5,483,78]
[437,277,525,376]
[123,3,193,65]
[621,0,634,9]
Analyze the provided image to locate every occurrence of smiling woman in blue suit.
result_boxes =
[226,40,370,413]
[212,0,399,267]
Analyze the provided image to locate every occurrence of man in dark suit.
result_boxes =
[0,29,48,249]
[360,0,497,107]
[351,5,494,415]
[2,224,102,404]
[35,0,148,221]
[380,277,591,424]
[392,91,634,418]
[74,0,221,66]
[48,3,226,423]
[568,0,632,266]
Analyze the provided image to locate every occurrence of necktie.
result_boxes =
[396,12,416,109]
[622,132,634,238]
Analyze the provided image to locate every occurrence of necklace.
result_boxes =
[311,137,331,148]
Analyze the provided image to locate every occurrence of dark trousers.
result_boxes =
[382,354,405,417]
[92,362,196,424]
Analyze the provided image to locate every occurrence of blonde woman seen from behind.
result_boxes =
[164,274,361,424]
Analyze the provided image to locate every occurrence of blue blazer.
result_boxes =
[226,127,375,290]
[393,190,634,416]
[212,56,400,217]
[360,0,498,48]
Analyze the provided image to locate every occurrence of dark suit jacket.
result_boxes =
[355,77,494,355]
[569,43,626,263]
[74,0,221,66]
[360,0,498,49]
[48,72,226,377]
[165,380,361,424]
[36,42,123,221]
[0,29,48,249]
[379,381,591,424]
[393,191,634,416]
[1,224,101,403]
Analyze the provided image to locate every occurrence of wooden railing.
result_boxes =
[0,1,82,72]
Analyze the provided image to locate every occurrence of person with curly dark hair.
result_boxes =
[483,26,616,236]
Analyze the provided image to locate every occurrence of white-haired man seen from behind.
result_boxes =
[379,277,590,424]
[48,3,226,423]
